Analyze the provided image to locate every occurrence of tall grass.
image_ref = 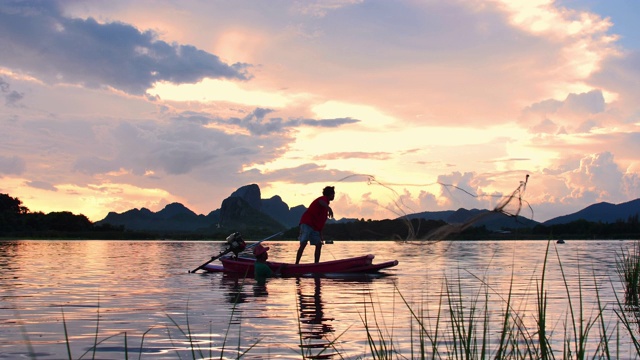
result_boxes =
[615,240,640,306]
[48,285,260,359]
[613,240,640,355]
[361,240,639,359]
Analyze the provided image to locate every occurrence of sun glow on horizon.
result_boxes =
[2,177,184,222]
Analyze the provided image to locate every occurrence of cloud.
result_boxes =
[107,121,254,176]
[0,1,250,95]
[623,172,640,199]
[563,90,606,114]
[250,0,618,127]
[314,152,392,161]
[0,77,25,106]
[0,155,26,175]
[6,112,292,190]
[591,49,640,122]
[297,118,360,128]
[435,171,491,210]
[226,110,359,136]
[175,108,360,136]
[565,152,624,200]
[5,90,24,106]
[73,156,120,176]
[26,180,57,191]
[331,191,380,220]
[523,90,606,134]
[528,151,640,220]
[250,163,357,185]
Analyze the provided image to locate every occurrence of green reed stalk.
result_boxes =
[554,245,602,359]
[221,276,244,359]
[408,302,420,359]
[615,241,640,306]
[295,296,305,360]
[612,287,640,354]
[138,326,155,360]
[594,276,612,360]
[165,313,201,359]
[481,291,489,360]
[62,307,73,359]
[209,321,213,360]
[92,300,100,359]
[536,241,552,360]
[361,295,393,359]
[78,332,127,359]
[395,283,442,359]
[612,242,640,355]
[449,267,500,360]
[363,280,410,359]
[444,276,461,359]
[494,265,514,360]
[76,299,133,360]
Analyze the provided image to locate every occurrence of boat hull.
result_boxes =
[203,254,398,275]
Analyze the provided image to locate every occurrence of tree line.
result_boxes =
[0,193,119,238]
[300,216,640,241]
[2,192,639,240]
[0,193,278,240]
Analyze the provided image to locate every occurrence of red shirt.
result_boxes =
[299,195,331,231]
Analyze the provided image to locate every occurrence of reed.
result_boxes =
[50,289,259,359]
[613,240,640,355]
[615,240,640,306]
[360,289,398,359]
[359,240,634,359]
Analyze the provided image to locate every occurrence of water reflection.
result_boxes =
[220,273,251,304]
[4,240,638,359]
[297,276,336,359]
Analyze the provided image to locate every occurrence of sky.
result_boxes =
[1,0,639,224]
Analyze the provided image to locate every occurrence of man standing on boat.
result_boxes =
[295,186,335,264]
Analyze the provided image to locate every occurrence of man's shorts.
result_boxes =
[299,223,322,245]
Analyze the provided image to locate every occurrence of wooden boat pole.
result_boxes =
[189,230,284,273]
[245,230,284,250]
[188,248,233,273]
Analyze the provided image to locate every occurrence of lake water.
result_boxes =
[1,239,638,359]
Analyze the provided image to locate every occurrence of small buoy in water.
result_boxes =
[556,239,565,244]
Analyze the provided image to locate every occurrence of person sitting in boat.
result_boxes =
[295,186,335,264]
[253,243,273,285]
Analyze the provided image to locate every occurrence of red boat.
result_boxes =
[203,254,398,276]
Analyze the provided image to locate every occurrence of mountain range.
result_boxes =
[96,184,640,235]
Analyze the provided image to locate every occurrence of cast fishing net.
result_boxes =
[332,173,533,243]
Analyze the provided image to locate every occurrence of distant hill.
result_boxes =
[217,196,286,233]
[96,184,640,237]
[96,203,217,233]
[96,184,300,235]
[543,198,640,226]
[405,208,539,231]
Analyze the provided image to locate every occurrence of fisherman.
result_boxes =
[253,243,273,285]
[295,186,335,264]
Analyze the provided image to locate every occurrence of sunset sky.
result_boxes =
[1,0,639,224]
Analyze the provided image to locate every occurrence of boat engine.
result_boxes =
[225,232,246,258]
